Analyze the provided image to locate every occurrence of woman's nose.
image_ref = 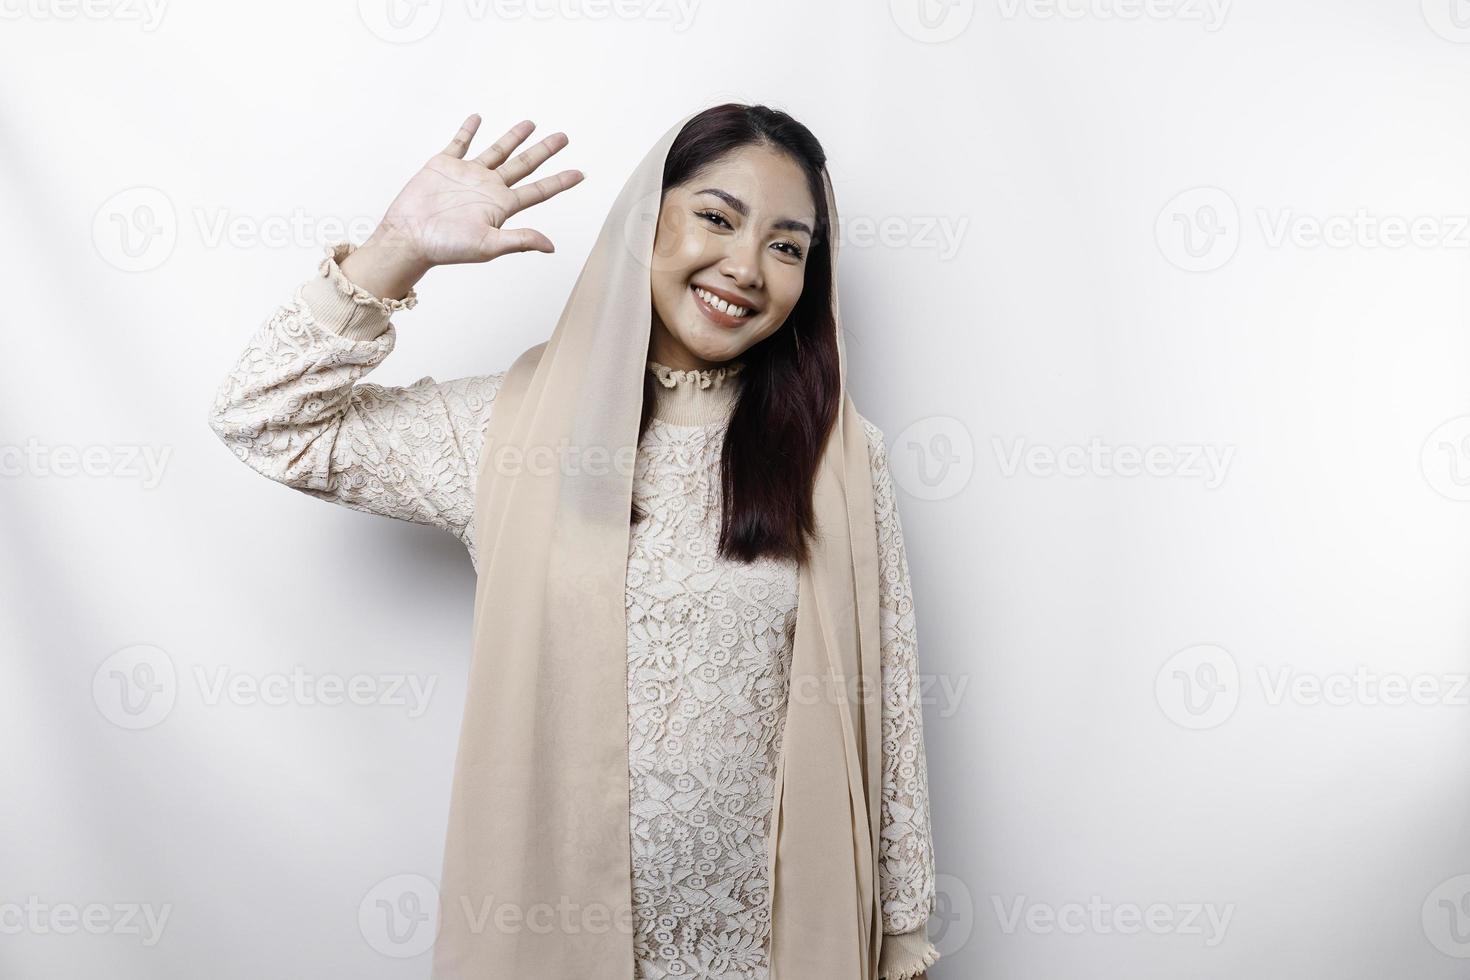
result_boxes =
[717,236,762,288]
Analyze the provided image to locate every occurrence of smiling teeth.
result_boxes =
[695,287,752,318]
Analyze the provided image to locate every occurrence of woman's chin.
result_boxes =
[678,321,746,360]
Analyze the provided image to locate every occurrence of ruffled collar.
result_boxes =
[646,358,745,426]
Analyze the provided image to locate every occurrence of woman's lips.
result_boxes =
[691,284,752,328]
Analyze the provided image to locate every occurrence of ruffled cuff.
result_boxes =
[878,924,941,980]
[298,241,418,342]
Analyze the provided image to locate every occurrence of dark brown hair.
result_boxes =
[632,103,838,567]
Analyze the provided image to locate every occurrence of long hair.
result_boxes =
[631,103,839,567]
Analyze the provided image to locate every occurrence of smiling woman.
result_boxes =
[207,103,940,980]
[648,149,817,367]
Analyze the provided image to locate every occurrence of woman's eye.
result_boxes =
[697,210,802,260]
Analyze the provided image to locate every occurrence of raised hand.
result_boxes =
[341,114,585,299]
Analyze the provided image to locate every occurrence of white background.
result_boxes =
[3,0,1470,977]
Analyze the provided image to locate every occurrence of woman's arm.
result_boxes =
[207,242,504,559]
[207,112,583,567]
[861,416,942,980]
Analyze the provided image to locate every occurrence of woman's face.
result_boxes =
[648,144,817,371]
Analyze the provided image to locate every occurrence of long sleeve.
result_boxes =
[208,242,504,565]
[860,416,942,980]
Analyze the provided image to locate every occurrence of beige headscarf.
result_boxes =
[429,106,884,980]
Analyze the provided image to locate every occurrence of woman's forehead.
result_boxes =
[674,153,818,229]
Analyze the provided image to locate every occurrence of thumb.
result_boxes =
[490,227,555,257]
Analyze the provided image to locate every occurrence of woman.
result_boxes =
[209,103,939,980]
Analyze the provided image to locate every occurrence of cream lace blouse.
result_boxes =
[208,244,941,980]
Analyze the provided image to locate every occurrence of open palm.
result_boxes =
[375,115,584,266]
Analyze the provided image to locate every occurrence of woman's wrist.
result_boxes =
[338,223,433,301]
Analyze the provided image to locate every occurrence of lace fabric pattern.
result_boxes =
[625,416,799,978]
[207,257,940,978]
[207,289,505,559]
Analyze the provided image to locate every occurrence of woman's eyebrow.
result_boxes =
[694,187,814,238]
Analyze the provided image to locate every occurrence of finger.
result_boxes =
[496,131,568,187]
[508,169,585,216]
[441,114,482,158]
[489,226,555,257]
[472,119,536,169]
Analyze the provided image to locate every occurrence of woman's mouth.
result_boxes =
[691,285,756,328]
